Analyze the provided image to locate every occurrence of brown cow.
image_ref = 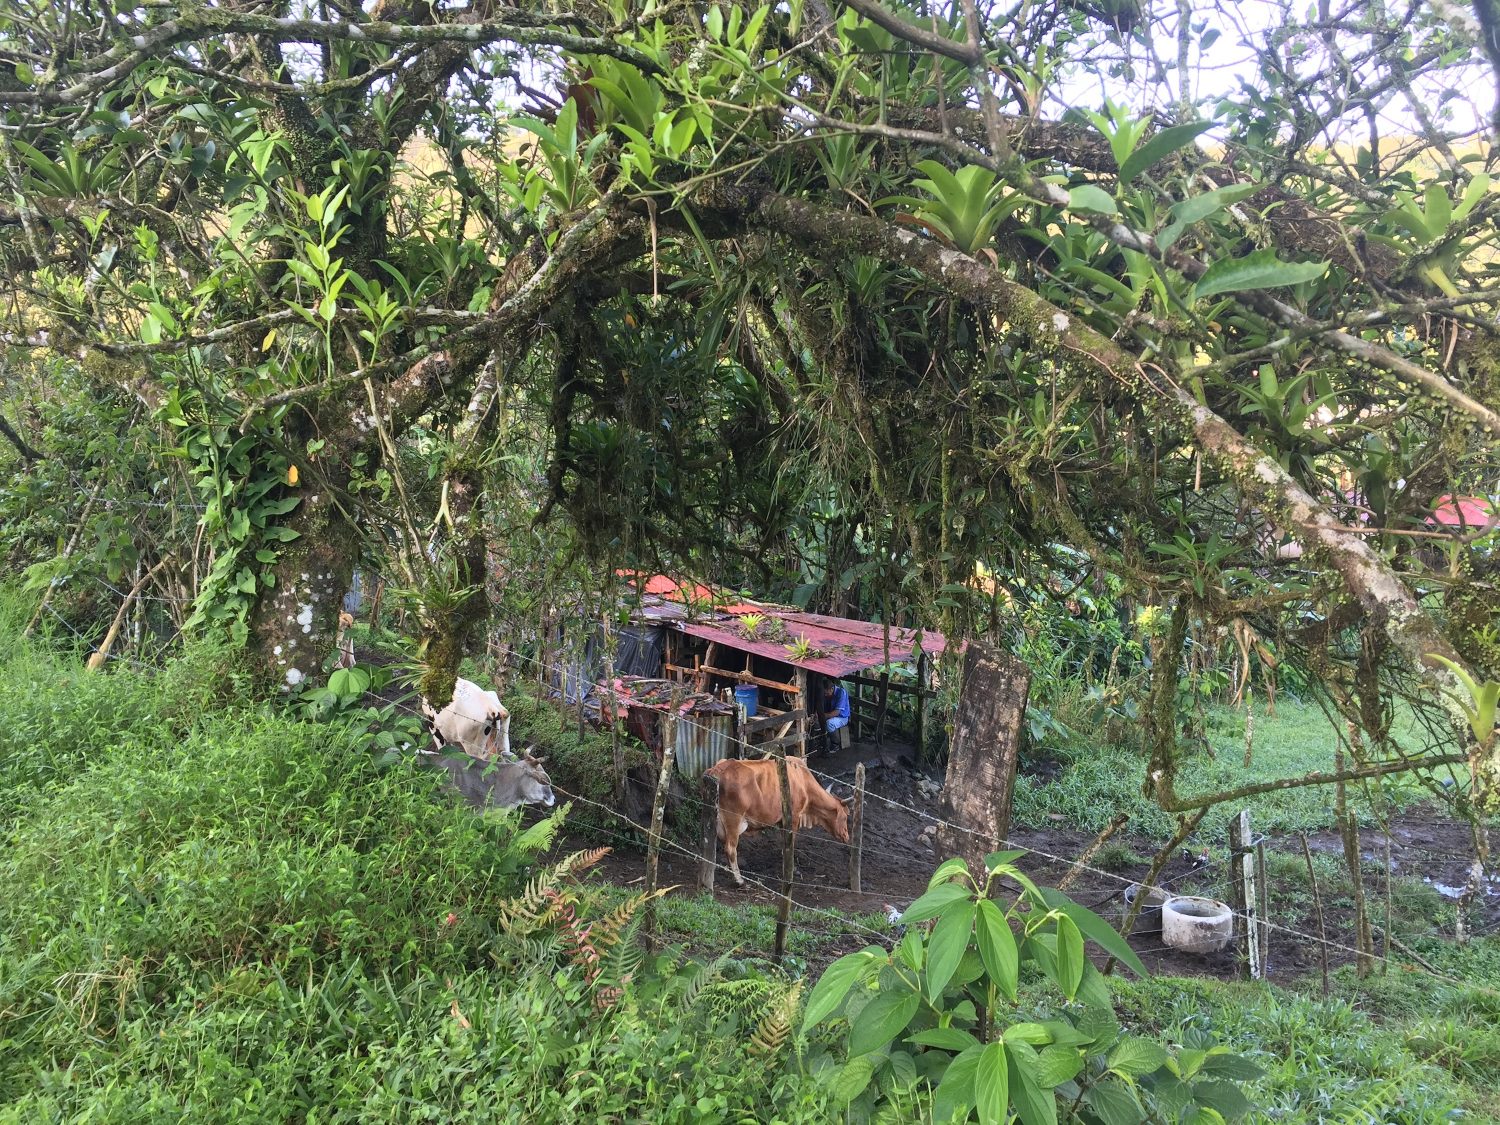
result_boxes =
[704,756,851,887]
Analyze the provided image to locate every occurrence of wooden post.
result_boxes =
[1254,833,1269,971]
[1299,834,1329,997]
[794,668,809,758]
[848,762,865,893]
[697,774,719,893]
[773,744,795,962]
[1229,811,1264,980]
[914,653,927,760]
[644,705,679,951]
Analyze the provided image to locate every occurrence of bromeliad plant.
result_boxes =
[803,852,1260,1123]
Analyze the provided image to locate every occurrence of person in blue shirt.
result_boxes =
[818,679,850,755]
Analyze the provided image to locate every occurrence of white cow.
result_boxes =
[422,677,511,762]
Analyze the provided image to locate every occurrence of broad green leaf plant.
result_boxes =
[803,852,1261,1122]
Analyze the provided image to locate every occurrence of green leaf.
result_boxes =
[802,951,873,1030]
[1002,1022,1051,1046]
[976,1041,1009,1125]
[1119,121,1215,184]
[929,856,974,887]
[1034,1044,1084,1088]
[900,882,972,924]
[1008,1045,1059,1125]
[1192,1079,1254,1120]
[1197,1052,1266,1081]
[1054,915,1084,1000]
[983,849,1027,871]
[933,1045,983,1123]
[909,1027,979,1052]
[926,901,975,1001]
[1109,1035,1169,1077]
[1038,887,1147,978]
[1157,181,1261,250]
[1193,248,1328,300]
[849,989,920,1057]
[1186,1108,1228,1125]
[827,1054,876,1103]
[976,900,1019,1002]
[1085,1078,1145,1125]
[1068,184,1118,215]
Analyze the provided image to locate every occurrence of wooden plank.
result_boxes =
[743,707,807,735]
[697,663,801,694]
[644,702,680,952]
[795,669,809,758]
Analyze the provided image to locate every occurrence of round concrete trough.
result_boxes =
[1161,895,1234,954]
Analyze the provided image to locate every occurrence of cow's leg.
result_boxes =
[722,816,745,887]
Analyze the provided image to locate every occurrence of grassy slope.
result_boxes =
[0,612,831,1123]
[1015,699,1453,838]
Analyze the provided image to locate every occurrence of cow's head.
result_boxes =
[821,787,852,843]
[514,748,554,807]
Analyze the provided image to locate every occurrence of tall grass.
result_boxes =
[1015,699,1450,838]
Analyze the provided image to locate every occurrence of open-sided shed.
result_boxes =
[614,572,946,758]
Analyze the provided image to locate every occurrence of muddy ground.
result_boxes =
[537,737,1499,983]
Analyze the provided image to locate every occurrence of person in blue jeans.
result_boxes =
[819,679,850,755]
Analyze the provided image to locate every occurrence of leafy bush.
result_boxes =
[801,852,1260,1121]
[1110,973,1491,1121]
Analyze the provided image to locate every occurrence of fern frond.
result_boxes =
[749,980,803,1058]
[703,978,776,1025]
[590,887,668,953]
[599,914,646,993]
[554,847,612,881]
[497,868,556,935]
[678,951,733,1015]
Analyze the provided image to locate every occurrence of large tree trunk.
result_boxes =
[249,436,363,690]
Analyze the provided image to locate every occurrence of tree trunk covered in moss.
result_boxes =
[250,466,362,691]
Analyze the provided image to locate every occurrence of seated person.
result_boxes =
[818,679,850,755]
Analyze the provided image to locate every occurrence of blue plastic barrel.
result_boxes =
[734,684,759,718]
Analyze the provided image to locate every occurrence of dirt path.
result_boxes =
[552,739,1498,984]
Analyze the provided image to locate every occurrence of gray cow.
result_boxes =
[428,745,555,811]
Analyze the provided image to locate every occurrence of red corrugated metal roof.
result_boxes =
[617,572,945,675]
[1427,495,1496,529]
[675,612,943,678]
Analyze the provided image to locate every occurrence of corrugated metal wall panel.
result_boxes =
[675,710,736,779]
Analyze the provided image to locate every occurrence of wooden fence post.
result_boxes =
[773,744,795,962]
[1229,811,1264,980]
[849,762,865,894]
[794,668,809,757]
[697,774,719,893]
[1299,833,1329,997]
[644,706,679,951]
